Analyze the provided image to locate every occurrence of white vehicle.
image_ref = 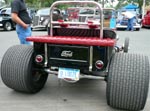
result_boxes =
[116,11,141,31]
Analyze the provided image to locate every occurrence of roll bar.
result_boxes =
[49,1,103,38]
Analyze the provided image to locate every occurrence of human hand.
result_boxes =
[22,24,28,29]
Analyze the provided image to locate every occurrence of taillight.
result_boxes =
[95,60,104,69]
[35,55,43,63]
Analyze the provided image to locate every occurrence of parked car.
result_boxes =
[0,7,16,31]
[78,7,99,22]
[79,8,116,28]
[32,8,62,30]
[32,8,49,30]
[142,10,150,28]
[116,11,141,31]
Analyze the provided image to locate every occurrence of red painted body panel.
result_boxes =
[142,11,150,27]
[26,36,116,46]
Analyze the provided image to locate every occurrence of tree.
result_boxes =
[3,0,58,8]
[3,0,12,5]
[26,0,57,8]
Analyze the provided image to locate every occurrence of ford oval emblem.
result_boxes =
[61,51,73,57]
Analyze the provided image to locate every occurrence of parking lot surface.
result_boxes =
[0,29,150,111]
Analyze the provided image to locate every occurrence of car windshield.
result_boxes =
[1,8,11,15]
[79,8,95,14]
[36,8,49,15]
[104,10,112,19]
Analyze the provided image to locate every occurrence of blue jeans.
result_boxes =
[16,24,32,44]
[127,17,134,31]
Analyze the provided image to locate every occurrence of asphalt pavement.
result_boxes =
[0,28,150,111]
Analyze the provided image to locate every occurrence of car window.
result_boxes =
[104,10,112,19]
[79,9,95,14]
[37,8,49,15]
[1,9,6,14]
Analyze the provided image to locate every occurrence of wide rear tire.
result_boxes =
[107,53,149,111]
[1,45,48,93]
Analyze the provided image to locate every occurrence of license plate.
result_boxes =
[58,67,80,81]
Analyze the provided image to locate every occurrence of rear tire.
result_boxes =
[1,45,48,93]
[107,53,149,111]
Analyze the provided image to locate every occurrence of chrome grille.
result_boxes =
[79,16,86,22]
[32,16,39,26]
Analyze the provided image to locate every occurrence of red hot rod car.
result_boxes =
[0,1,149,111]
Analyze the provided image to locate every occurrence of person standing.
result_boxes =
[122,11,135,31]
[11,0,32,44]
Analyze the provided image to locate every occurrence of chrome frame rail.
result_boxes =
[44,43,48,67]
[89,46,93,71]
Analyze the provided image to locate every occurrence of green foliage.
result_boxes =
[26,0,57,8]
[3,0,12,5]
[5,0,150,11]
[4,0,58,8]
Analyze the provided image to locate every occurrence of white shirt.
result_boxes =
[122,11,135,19]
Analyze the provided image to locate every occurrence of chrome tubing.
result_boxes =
[49,1,103,38]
